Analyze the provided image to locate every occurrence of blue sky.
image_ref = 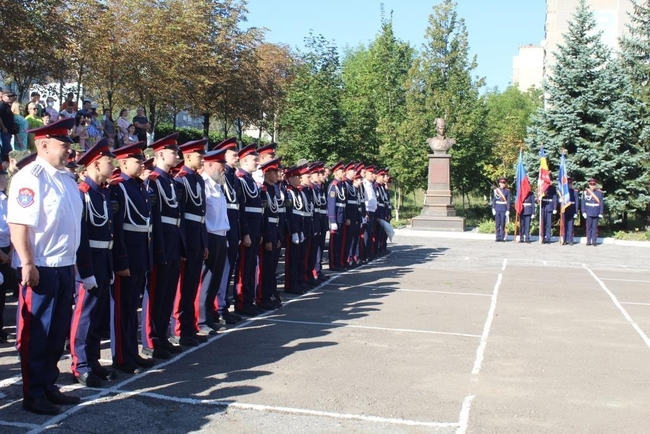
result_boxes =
[245,0,546,91]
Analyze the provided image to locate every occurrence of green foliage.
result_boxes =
[484,86,542,183]
[526,0,650,227]
[278,33,346,165]
[399,0,489,196]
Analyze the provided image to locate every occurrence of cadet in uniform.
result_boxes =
[284,165,306,293]
[144,133,190,352]
[300,163,319,286]
[518,191,535,243]
[110,142,156,374]
[257,158,283,309]
[374,169,389,254]
[310,162,329,281]
[327,162,346,271]
[581,178,604,246]
[353,165,366,264]
[252,143,277,185]
[196,149,230,334]
[539,181,558,244]
[561,177,580,245]
[235,144,264,316]
[341,163,359,267]
[8,118,84,415]
[70,139,116,387]
[491,177,510,242]
[172,139,209,342]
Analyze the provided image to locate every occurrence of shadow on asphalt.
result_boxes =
[0,243,445,430]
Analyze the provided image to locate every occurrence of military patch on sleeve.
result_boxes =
[330,191,336,198]
[17,188,35,208]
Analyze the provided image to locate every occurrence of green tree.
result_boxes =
[399,0,488,198]
[278,33,346,164]
[484,86,542,182]
[526,0,650,225]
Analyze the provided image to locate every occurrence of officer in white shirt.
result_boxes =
[197,149,230,334]
[8,118,83,415]
[362,166,378,260]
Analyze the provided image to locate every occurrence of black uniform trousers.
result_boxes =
[224,228,240,307]
[285,235,304,292]
[364,212,376,258]
[18,266,74,399]
[0,245,14,334]
[71,280,110,376]
[257,242,279,304]
[173,249,203,338]
[235,237,260,310]
[111,271,146,366]
[198,233,228,328]
[143,259,180,349]
[329,228,343,270]
[304,235,318,282]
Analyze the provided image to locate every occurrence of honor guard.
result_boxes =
[374,169,389,254]
[171,139,209,342]
[211,138,243,324]
[539,181,558,244]
[491,177,511,242]
[327,162,346,271]
[70,139,116,388]
[362,166,378,259]
[235,144,264,317]
[562,177,580,245]
[257,158,283,309]
[284,165,306,293]
[110,141,156,374]
[310,162,329,281]
[581,178,604,246]
[353,165,366,264]
[300,164,319,287]
[252,143,277,185]
[143,133,188,355]
[342,163,359,267]
[196,149,230,335]
[8,118,84,415]
[518,191,536,243]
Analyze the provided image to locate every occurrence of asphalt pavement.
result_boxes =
[0,231,649,433]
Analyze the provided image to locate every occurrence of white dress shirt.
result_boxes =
[202,173,230,236]
[363,179,377,212]
[7,156,83,267]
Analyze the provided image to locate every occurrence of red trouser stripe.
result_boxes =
[173,261,185,337]
[257,244,264,305]
[69,283,86,375]
[144,267,158,348]
[236,243,246,310]
[113,277,124,364]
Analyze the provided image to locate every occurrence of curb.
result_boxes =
[395,228,650,248]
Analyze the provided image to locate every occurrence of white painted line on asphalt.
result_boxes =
[584,265,650,350]
[0,376,21,389]
[456,394,475,434]
[0,419,40,429]
[111,388,460,428]
[471,259,506,376]
[620,302,650,307]
[260,318,482,338]
[600,278,650,283]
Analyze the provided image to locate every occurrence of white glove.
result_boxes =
[110,272,115,285]
[299,232,305,243]
[81,276,98,290]
[291,233,299,245]
[505,211,509,217]
[491,209,496,216]
[330,223,338,232]
[531,214,535,220]
[582,213,587,219]
[573,214,577,219]
[0,271,4,286]
[598,214,603,218]
[552,210,557,215]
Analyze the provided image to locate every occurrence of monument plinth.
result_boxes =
[411,118,465,231]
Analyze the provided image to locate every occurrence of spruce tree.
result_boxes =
[526,0,650,225]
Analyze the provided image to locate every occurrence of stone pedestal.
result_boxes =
[411,153,465,231]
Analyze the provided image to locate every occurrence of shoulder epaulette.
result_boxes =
[261,184,267,192]
[109,177,123,186]
[176,170,188,178]
[236,170,245,178]
[149,172,160,181]
[79,181,90,193]
[30,163,43,177]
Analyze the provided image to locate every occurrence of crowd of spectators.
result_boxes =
[0,89,150,163]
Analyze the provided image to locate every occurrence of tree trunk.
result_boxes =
[203,113,210,139]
